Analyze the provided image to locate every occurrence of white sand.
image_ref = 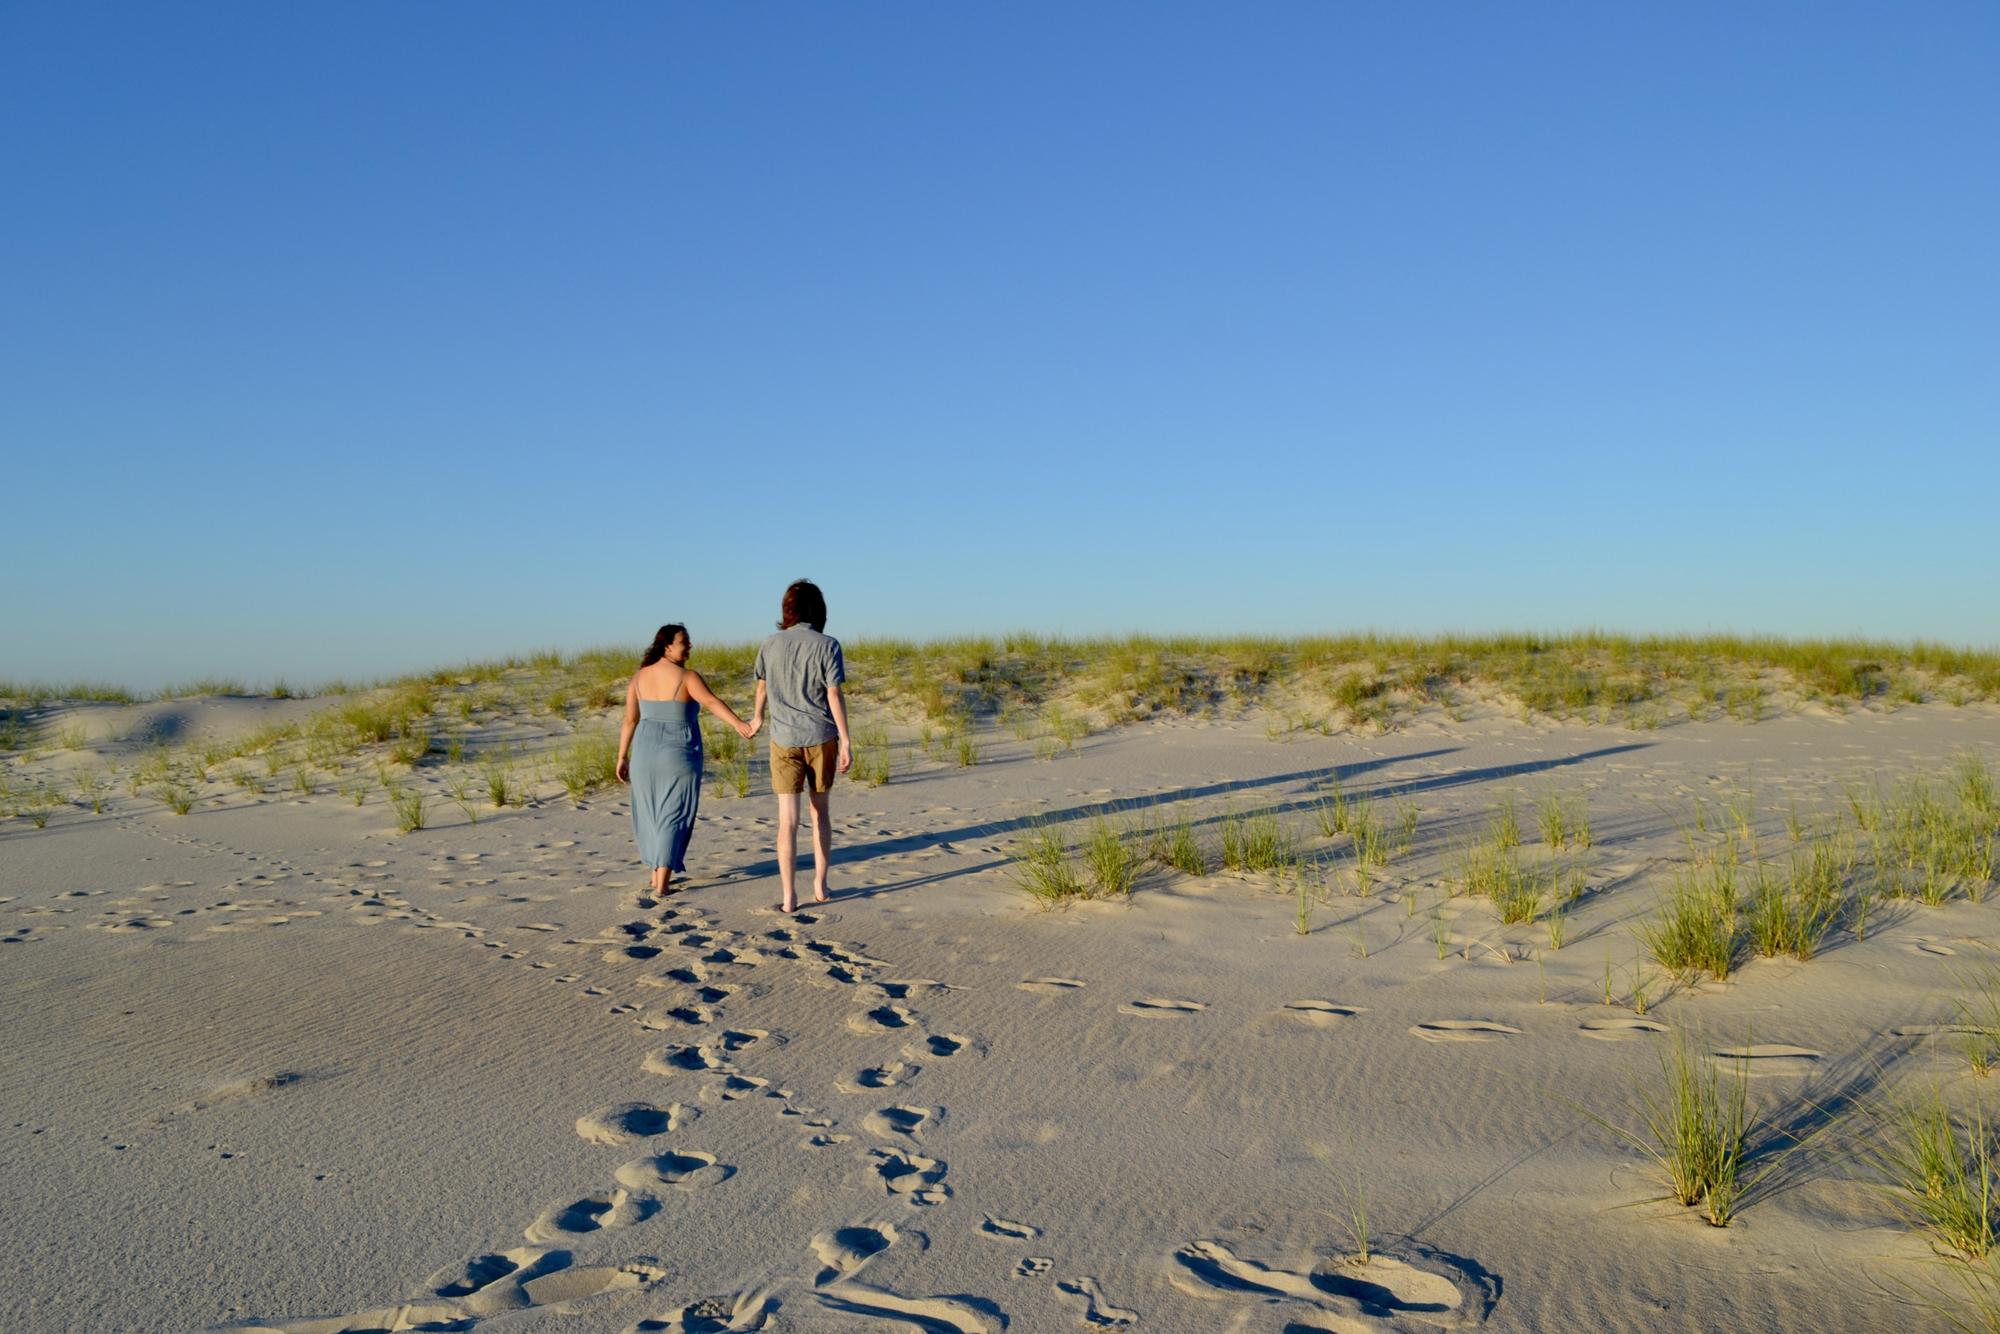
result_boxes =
[3,702,1997,1332]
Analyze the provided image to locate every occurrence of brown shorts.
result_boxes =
[770,740,839,795]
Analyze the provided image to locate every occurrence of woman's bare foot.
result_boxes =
[813,886,831,904]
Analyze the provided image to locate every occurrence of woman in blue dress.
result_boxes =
[616,624,757,897]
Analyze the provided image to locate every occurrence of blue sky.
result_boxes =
[6,3,1995,688]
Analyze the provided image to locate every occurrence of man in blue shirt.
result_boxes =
[750,579,852,912]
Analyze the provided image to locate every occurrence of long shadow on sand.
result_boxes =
[741,743,1652,894]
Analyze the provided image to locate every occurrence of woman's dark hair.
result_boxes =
[778,579,827,633]
[640,624,688,668]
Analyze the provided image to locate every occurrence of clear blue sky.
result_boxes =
[6,2,1995,689]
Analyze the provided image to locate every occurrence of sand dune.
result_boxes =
[2,698,1997,1331]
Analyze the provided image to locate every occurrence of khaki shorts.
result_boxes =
[770,740,839,795]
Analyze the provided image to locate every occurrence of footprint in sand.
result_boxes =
[1056,1276,1138,1328]
[1282,1000,1365,1026]
[615,1150,734,1192]
[815,1288,995,1331]
[867,1147,950,1204]
[815,1273,993,1332]
[1411,1020,1522,1043]
[575,1102,699,1145]
[644,1044,737,1076]
[1018,977,1086,994]
[1713,1044,1822,1076]
[848,1003,919,1035]
[980,1216,1041,1240]
[1119,998,1207,1018]
[809,1222,905,1285]
[524,1188,658,1243]
[719,1074,770,1101]
[427,1246,565,1305]
[1171,1238,1486,1327]
[911,1032,976,1058]
[1015,1256,1053,1278]
[630,1288,778,1331]
[258,1256,666,1329]
[1892,1023,1982,1038]
[1578,1018,1669,1041]
[652,1004,719,1027]
[516,1259,669,1312]
[840,1061,921,1093]
[863,1105,938,1141]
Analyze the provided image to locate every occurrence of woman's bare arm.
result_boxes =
[685,670,755,739]
[616,676,641,782]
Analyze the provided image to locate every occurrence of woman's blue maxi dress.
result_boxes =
[631,697,702,872]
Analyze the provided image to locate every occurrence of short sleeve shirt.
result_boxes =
[754,626,846,748]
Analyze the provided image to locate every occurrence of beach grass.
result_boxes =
[1014,822,1086,904]
[1640,865,1741,981]
[1957,965,2000,1079]
[481,757,516,808]
[1871,1087,1998,1260]
[557,733,618,804]
[1746,840,1849,961]
[16,633,1999,738]
[1082,819,1139,897]
[1591,1033,1753,1224]
[1221,811,1296,874]
[390,786,427,833]
[1150,816,1208,876]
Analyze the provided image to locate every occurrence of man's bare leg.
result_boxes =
[808,788,833,903]
[777,792,802,911]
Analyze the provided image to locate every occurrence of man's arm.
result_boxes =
[827,683,852,773]
[752,680,767,733]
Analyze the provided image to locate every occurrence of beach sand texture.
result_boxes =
[3,691,1997,1332]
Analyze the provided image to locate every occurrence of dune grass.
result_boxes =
[390,787,427,833]
[1490,791,1523,850]
[1314,777,1352,837]
[11,634,1998,746]
[1640,865,1741,982]
[481,757,516,808]
[1151,816,1208,876]
[1588,1033,1768,1227]
[1747,839,1850,961]
[72,769,106,814]
[1221,811,1296,873]
[850,722,892,787]
[557,733,619,804]
[1870,1088,1998,1260]
[1957,965,2000,1080]
[1539,792,1592,849]
[1014,822,1087,904]
[1081,819,1139,897]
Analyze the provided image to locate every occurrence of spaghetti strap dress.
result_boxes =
[630,697,702,872]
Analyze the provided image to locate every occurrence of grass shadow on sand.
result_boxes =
[732,744,1653,894]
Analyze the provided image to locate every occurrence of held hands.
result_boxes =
[745,715,763,739]
[735,717,755,741]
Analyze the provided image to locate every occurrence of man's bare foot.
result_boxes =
[813,886,831,904]
[780,900,798,914]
